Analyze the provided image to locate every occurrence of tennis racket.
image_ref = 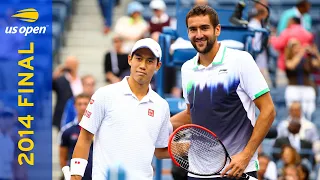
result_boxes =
[168,124,257,179]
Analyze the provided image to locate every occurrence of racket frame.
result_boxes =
[168,124,229,176]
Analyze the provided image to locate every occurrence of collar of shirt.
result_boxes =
[120,76,156,103]
[288,133,301,151]
[192,43,227,70]
[293,7,302,17]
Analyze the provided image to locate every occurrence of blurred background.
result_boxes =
[49,0,320,179]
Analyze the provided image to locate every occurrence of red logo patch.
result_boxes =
[75,161,80,164]
[84,110,92,118]
[90,99,94,104]
[148,109,154,117]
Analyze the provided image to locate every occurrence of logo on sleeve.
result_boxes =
[90,99,94,104]
[84,110,92,118]
[148,109,154,117]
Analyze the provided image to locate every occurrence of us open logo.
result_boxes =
[5,8,48,36]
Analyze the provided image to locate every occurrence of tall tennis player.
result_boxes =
[170,5,276,180]
[66,38,172,180]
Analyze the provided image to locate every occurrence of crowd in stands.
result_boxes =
[51,0,320,179]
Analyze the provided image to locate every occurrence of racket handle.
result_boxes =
[62,166,71,180]
[244,174,258,180]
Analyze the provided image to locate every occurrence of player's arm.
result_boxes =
[70,129,94,180]
[245,93,276,157]
[59,146,68,169]
[222,52,276,178]
[170,104,191,130]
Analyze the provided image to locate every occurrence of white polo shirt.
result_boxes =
[79,77,171,180]
[181,43,269,177]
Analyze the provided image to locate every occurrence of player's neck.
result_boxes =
[198,42,220,67]
[127,76,149,101]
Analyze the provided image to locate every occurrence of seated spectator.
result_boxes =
[258,153,277,180]
[277,0,311,35]
[284,40,320,119]
[297,164,309,180]
[277,102,319,143]
[59,94,93,180]
[270,17,313,72]
[149,0,176,42]
[279,164,300,180]
[60,75,96,128]
[273,121,312,162]
[114,1,149,54]
[104,34,130,84]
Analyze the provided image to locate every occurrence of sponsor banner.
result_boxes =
[0,1,52,179]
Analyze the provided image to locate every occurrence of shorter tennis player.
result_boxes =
[68,38,172,180]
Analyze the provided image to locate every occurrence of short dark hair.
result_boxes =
[74,93,91,104]
[297,0,309,7]
[185,5,220,28]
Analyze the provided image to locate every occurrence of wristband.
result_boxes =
[70,158,88,177]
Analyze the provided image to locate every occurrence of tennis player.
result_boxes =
[68,38,172,180]
[170,5,276,179]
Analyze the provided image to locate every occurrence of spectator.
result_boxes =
[149,0,175,42]
[297,164,309,180]
[277,102,319,143]
[257,153,277,180]
[273,121,312,162]
[248,0,271,85]
[279,164,300,180]
[284,40,320,119]
[60,75,96,128]
[52,56,82,130]
[59,93,93,180]
[277,0,311,35]
[270,17,313,72]
[97,0,114,34]
[114,1,149,54]
[104,34,130,84]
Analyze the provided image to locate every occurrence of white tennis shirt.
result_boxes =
[79,77,171,180]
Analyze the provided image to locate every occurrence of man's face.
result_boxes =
[187,15,220,54]
[82,77,95,96]
[128,48,161,85]
[289,103,301,120]
[75,97,90,119]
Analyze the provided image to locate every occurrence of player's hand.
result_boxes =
[220,151,252,179]
[70,175,82,180]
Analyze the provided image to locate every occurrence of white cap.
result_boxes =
[131,38,162,61]
[149,0,166,10]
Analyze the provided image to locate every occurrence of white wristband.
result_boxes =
[70,158,88,177]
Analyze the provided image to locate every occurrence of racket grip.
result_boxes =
[247,175,258,180]
[62,166,71,180]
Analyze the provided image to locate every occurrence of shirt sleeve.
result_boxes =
[79,88,106,134]
[59,130,69,147]
[239,51,270,100]
[155,103,172,148]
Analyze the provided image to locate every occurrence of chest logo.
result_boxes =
[218,69,228,75]
[148,109,154,117]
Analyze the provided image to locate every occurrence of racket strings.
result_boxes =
[171,127,227,175]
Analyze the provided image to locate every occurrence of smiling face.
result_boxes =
[187,14,220,54]
[128,48,161,85]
